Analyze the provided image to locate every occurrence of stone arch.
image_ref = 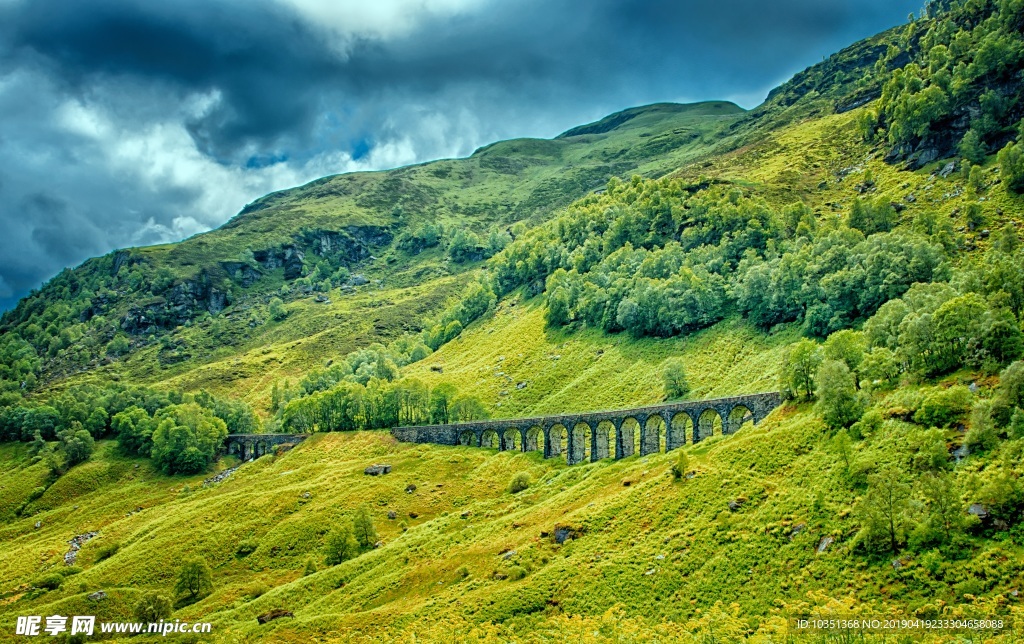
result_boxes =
[228,441,240,457]
[726,405,754,434]
[642,415,665,456]
[547,424,568,459]
[570,422,591,465]
[525,425,544,453]
[668,412,694,451]
[696,408,722,442]
[618,417,641,458]
[502,427,522,451]
[594,420,616,460]
[480,429,500,449]
[458,430,477,447]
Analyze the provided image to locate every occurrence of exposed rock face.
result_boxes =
[220,262,263,287]
[122,273,229,334]
[65,531,99,565]
[364,464,392,476]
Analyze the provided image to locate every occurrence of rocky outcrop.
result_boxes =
[121,273,228,334]
[220,262,263,287]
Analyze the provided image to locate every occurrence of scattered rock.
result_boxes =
[364,464,392,476]
[408,511,419,519]
[204,465,239,486]
[969,503,989,519]
[644,569,656,576]
[88,591,107,602]
[516,381,528,390]
[65,532,99,566]
[969,382,980,394]
[938,161,957,178]
[34,521,40,529]
[405,484,417,493]
[430,365,444,373]
[349,274,369,287]
[891,558,905,571]
[257,609,293,625]
[373,541,383,549]
[817,536,834,553]
[789,523,807,540]
[905,193,916,203]
[501,550,517,560]
[655,554,665,560]
[300,491,311,499]
[388,511,397,520]
[460,511,471,519]
[553,526,582,544]
[621,479,632,487]
[728,498,746,512]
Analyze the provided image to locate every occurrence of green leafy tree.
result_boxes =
[998,141,1024,193]
[814,360,865,429]
[856,465,913,555]
[823,330,865,385]
[150,403,228,475]
[509,472,531,493]
[352,504,377,548]
[429,383,457,424]
[134,592,172,623]
[58,422,95,467]
[450,395,489,422]
[662,358,690,400]
[106,335,130,357]
[832,429,854,476]
[782,339,823,401]
[325,524,358,565]
[111,406,155,456]
[919,471,967,544]
[174,557,213,602]
[670,451,690,480]
[958,130,987,165]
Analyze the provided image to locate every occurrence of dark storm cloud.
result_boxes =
[0,0,920,311]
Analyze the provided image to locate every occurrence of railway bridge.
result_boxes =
[391,392,782,465]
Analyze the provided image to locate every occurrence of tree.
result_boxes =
[662,358,690,400]
[782,339,823,401]
[112,406,154,456]
[150,403,228,475]
[352,504,377,549]
[429,383,457,424]
[998,141,1024,193]
[823,330,866,385]
[919,471,966,543]
[106,335,130,357]
[856,466,913,555]
[174,557,213,602]
[134,592,172,623]
[450,395,488,422]
[814,360,864,429]
[59,422,95,467]
[269,297,287,321]
[999,360,1024,409]
[832,429,853,476]
[325,524,358,565]
[958,130,987,165]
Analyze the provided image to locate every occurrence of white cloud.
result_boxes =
[279,0,487,43]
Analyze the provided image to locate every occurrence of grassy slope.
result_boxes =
[2,399,1021,642]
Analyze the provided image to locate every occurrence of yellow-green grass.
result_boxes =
[404,297,798,418]
[3,401,1022,642]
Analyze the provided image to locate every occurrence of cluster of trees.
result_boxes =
[324,505,378,565]
[281,377,487,433]
[0,383,257,475]
[868,0,1024,190]
[395,219,513,264]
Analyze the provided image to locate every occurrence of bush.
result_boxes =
[352,505,377,548]
[235,539,257,558]
[508,472,531,494]
[32,573,62,590]
[456,565,470,579]
[670,451,689,480]
[303,558,318,576]
[507,565,527,581]
[94,542,120,563]
[269,297,288,321]
[914,386,973,428]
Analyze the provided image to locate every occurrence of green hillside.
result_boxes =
[3,0,1024,641]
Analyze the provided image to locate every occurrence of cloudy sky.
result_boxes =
[0,0,919,311]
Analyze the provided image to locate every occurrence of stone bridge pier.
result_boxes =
[224,434,308,461]
[392,392,782,465]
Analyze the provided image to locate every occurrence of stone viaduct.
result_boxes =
[224,433,308,461]
[391,392,782,465]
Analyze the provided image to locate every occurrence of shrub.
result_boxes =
[998,141,1024,193]
[235,540,257,558]
[508,472,531,494]
[670,452,689,480]
[269,297,288,321]
[913,386,973,428]
[32,574,62,590]
[303,558,318,576]
[94,542,120,563]
[507,566,527,581]
[966,401,999,453]
[352,505,377,548]
[456,565,470,579]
